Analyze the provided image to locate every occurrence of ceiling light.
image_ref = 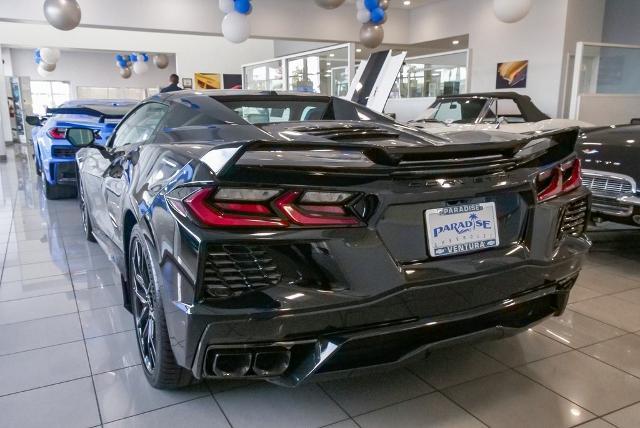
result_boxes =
[326,62,331,66]
[329,53,335,57]
[452,40,460,45]
[356,48,362,53]
[403,0,411,5]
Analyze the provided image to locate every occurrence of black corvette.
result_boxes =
[67,90,591,389]
[578,122,640,227]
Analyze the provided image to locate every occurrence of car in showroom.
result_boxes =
[68,90,591,389]
[409,92,592,134]
[26,99,136,199]
[578,121,640,226]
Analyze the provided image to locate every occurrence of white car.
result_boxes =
[409,92,592,134]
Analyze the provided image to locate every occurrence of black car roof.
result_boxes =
[434,92,550,122]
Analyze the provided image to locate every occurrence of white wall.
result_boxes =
[409,0,571,117]
[9,48,176,98]
[0,21,275,84]
[602,0,640,44]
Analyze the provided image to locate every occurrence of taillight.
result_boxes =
[170,186,363,228]
[47,127,67,139]
[536,158,582,202]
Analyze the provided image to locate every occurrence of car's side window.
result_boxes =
[112,103,169,148]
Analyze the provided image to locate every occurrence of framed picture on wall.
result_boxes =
[182,78,193,89]
[496,60,528,89]
[194,73,222,89]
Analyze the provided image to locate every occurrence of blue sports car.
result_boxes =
[27,99,137,199]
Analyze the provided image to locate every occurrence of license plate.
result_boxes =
[425,202,499,257]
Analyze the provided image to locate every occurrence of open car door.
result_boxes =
[345,50,407,114]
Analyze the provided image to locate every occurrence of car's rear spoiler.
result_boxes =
[210,127,580,181]
[46,107,126,123]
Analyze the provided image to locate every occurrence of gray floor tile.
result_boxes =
[576,266,640,295]
[568,286,603,303]
[355,392,485,428]
[517,351,640,415]
[93,365,209,423]
[86,330,141,374]
[2,248,66,267]
[1,259,68,281]
[75,284,124,311]
[533,310,626,349]
[103,396,230,428]
[323,420,359,428]
[582,334,640,377]
[0,274,73,302]
[0,291,77,325]
[80,305,133,338]
[215,382,347,428]
[71,267,119,289]
[0,341,90,396]
[0,378,100,428]
[321,369,433,416]
[475,329,570,367]
[576,420,617,428]
[604,402,640,428]
[570,296,640,332]
[611,288,640,306]
[444,370,593,428]
[0,313,83,356]
[68,254,114,274]
[409,345,507,390]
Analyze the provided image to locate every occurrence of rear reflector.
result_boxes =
[274,191,360,226]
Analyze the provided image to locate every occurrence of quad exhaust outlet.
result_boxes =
[207,348,292,378]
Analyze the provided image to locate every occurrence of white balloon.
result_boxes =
[357,9,371,23]
[133,61,149,74]
[37,64,53,78]
[221,11,250,44]
[40,47,61,64]
[219,0,235,14]
[356,0,366,9]
[493,0,532,23]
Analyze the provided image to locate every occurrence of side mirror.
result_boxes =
[25,115,42,126]
[66,128,96,147]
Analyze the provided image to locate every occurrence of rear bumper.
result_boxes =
[43,159,77,185]
[191,278,575,386]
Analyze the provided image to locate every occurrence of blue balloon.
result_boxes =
[35,57,41,64]
[370,7,385,23]
[130,53,138,62]
[115,54,124,61]
[118,60,127,68]
[364,0,379,11]
[142,53,149,62]
[234,0,251,14]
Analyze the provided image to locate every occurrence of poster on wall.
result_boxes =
[194,73,222,89]
[496,60,528,89]
[223,74,242,89]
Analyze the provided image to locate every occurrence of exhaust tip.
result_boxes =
[212,353,252,377]
[253,350,291,376]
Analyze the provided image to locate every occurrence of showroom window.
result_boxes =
[392,50,468,99]
[30,80,71,116]
[243,60,284,91]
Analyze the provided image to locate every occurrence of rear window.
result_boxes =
[424,98,487,124]
[218,100,329,124]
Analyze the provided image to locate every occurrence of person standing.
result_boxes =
[160,74,182,93]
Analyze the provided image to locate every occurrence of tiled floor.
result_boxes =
[1,145,640,428]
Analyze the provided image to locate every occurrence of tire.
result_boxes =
[129,225,195,389]
[79,181,96,242]
[41,169,76,200]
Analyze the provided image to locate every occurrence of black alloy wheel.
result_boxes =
[79,182,96,242]
[131,236,158,374]
[128,225,194,389]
